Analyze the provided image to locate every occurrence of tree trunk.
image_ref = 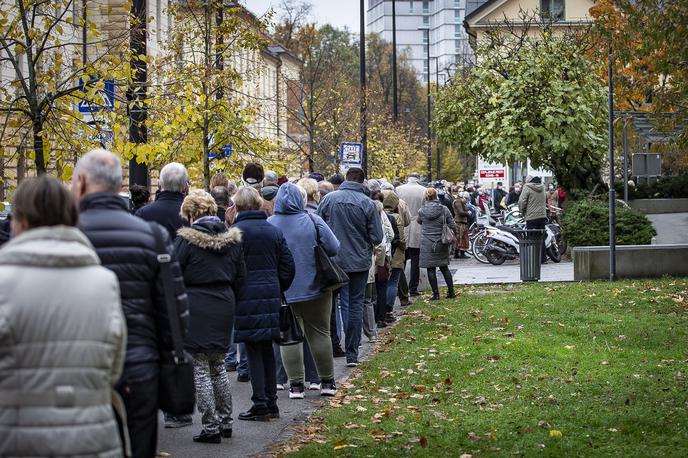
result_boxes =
[33,119,46,175]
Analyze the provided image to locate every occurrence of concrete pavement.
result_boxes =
[647,213,688,244]
[446,256,574,285]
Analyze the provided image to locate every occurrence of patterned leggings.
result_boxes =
[191,353,233,433]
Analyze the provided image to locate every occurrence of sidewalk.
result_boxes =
[448,256,574,285]
[157,331,380,457]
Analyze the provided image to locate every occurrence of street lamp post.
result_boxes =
[419,25,431,181]
[608,47,617,281]
[360,0,368,175]
[392,0,398,122]
[128,0,149,188]
[435,56,440,180]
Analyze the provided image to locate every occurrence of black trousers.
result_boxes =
[245,340,278,408]
[406,248,420,292]
[117,372,158,458]
[427,266,453,295]
[526,217,548,262]
[374,279,388,322]
[330,290,342,349]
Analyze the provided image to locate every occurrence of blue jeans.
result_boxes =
[225,332,249,377]
[386,268,402,310]
[339,271,369,361]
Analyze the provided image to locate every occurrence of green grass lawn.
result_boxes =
[284,278,688,457]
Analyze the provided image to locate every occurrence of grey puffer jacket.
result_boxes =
[518,183,547,221]
[0,226,126,458]
[418,200,457,268]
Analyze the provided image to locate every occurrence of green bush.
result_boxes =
[615,174,688,199]
[562,199,657,248]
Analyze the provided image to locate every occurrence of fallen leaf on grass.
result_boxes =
[549,430,563,438]
[468,432,481,442]
[420,437,429,447]
[608,428,619,432]
[460,454,473,458]
[412,385,426,392]
[356,406,367,412]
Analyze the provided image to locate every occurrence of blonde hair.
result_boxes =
[181,189,218,222]
[233,186,263,212]
[424,187,438,201]
[297,177,320,203]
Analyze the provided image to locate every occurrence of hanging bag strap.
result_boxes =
[307,213,322,246]
[149,223,187,365]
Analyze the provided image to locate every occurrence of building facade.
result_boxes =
[367,0,475,83]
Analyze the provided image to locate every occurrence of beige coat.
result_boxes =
[395,178,426,249]
[519,183,547,221]
[0,226,126,458]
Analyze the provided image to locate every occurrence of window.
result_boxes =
[454,0,461,7]
[422,29,429,44]
[409,1,414,12]
[454,24,461,37]
[423,59,429,74]
[455,39,462,52]
[423,14,429,25]
[540,0,565,21]
[422,0,429,13]
[455,8,461,21]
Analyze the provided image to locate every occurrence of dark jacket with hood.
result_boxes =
[232,210,295,342]
[418,199,457,268]
[136,190,189,240]
[79,192,189,381]
[268,183,340,303]
[317,181,384,273]
[174,218,246,353]
[519,181,547,221]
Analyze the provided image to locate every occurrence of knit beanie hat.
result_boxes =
[242,163,264,188]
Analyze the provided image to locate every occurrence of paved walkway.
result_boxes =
[647,213,688,244]
[448,257,574,284]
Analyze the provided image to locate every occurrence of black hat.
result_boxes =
[242,162,264,187]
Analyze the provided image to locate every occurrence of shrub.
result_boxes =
[615,174,688,199]
[562,199,657,248]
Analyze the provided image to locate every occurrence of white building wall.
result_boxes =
[367,0,474,82]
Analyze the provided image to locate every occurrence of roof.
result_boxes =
[465,0,507,23]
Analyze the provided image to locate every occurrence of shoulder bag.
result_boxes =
[149,223,196,416]
[277,294,304,346]
[441,211,456,245]
[307,214,349,291]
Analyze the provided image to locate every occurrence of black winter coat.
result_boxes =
[174,219,246,353]
[232,210,295,343]
[79,193,189,381]
[136,191,189,240]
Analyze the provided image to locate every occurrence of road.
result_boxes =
[647,213,688,244]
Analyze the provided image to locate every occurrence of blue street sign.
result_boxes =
[209,145,233,160]
[339,142,363,166]
[78,78,115,113]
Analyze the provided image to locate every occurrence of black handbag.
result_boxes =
[277,295,304,346]
[307,214,349,291]
[149,223,196,416]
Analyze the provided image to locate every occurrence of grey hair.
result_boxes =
[263,171,278,186]
[233,186,263,212]
[159,162,189,193]
[75,149,122,193]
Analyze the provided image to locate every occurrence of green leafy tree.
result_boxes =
[433,25,608,191]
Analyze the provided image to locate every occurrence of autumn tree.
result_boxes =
[0,0,130,180]
[433,24,608,191]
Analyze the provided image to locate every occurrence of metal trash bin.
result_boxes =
[518,229,544,282]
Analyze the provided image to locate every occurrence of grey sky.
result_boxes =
[243,0,365,33]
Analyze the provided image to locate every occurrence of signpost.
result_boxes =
[339,142,363,174]
[78,78,115,113]
[477,157,508,185]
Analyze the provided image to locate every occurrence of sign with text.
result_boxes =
[78,78,115,113]
[477,157,507,184]
[339,142,363,173]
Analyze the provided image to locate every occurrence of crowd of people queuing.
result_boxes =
[0,147,565,456]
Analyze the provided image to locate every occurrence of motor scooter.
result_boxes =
[483,223,561,265]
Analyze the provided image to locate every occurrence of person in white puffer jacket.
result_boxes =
[0,175,126,458]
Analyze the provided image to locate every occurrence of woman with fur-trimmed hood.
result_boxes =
[174,189,246,444]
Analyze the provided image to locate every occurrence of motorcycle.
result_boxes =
[483,223,562,265]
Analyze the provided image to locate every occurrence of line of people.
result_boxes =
[0,149,460,456]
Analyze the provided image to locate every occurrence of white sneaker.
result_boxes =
[308,382,321,390]
[276,384,285,391]
[289,384,305,399]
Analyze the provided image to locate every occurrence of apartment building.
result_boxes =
[367,0,474,83]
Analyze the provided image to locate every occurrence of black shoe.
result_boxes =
[399,299,410,307]
[447,290,456,299]
[346,358,359,367]
[164,414,193,428]
[430,293,440,301]
[220,425,232,438]
[376,320,388,328]
[332,346,346,358]
[409,290,422,297]
[237,374,250,382]
[459,252,469,258]
[238,406,270,422]
[193,429,221,443]
[384,312,396,323]
[225,364,237,372]
[268,405,280,419]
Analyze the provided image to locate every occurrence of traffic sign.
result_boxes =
[339,142,363,173]
[479,169,505,179]
[209,145,233,160]
[78,78,115,113]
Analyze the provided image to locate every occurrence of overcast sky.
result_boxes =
[243,0,365,32]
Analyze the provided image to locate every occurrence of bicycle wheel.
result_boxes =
[471,233,490,264]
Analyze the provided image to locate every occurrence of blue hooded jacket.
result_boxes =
[317,181,383,272]
[268,182,340,303]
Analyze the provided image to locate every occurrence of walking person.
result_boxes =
[232,186,295,421]
[395,173,426,296]
[519,176,548,263]
[0,175,127,458]
[136,162,189,240]
[268,182,340,398]
[175,190,246,443]
[317,167,383,366]
[418,187,457,300]
[73,149,189,457]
